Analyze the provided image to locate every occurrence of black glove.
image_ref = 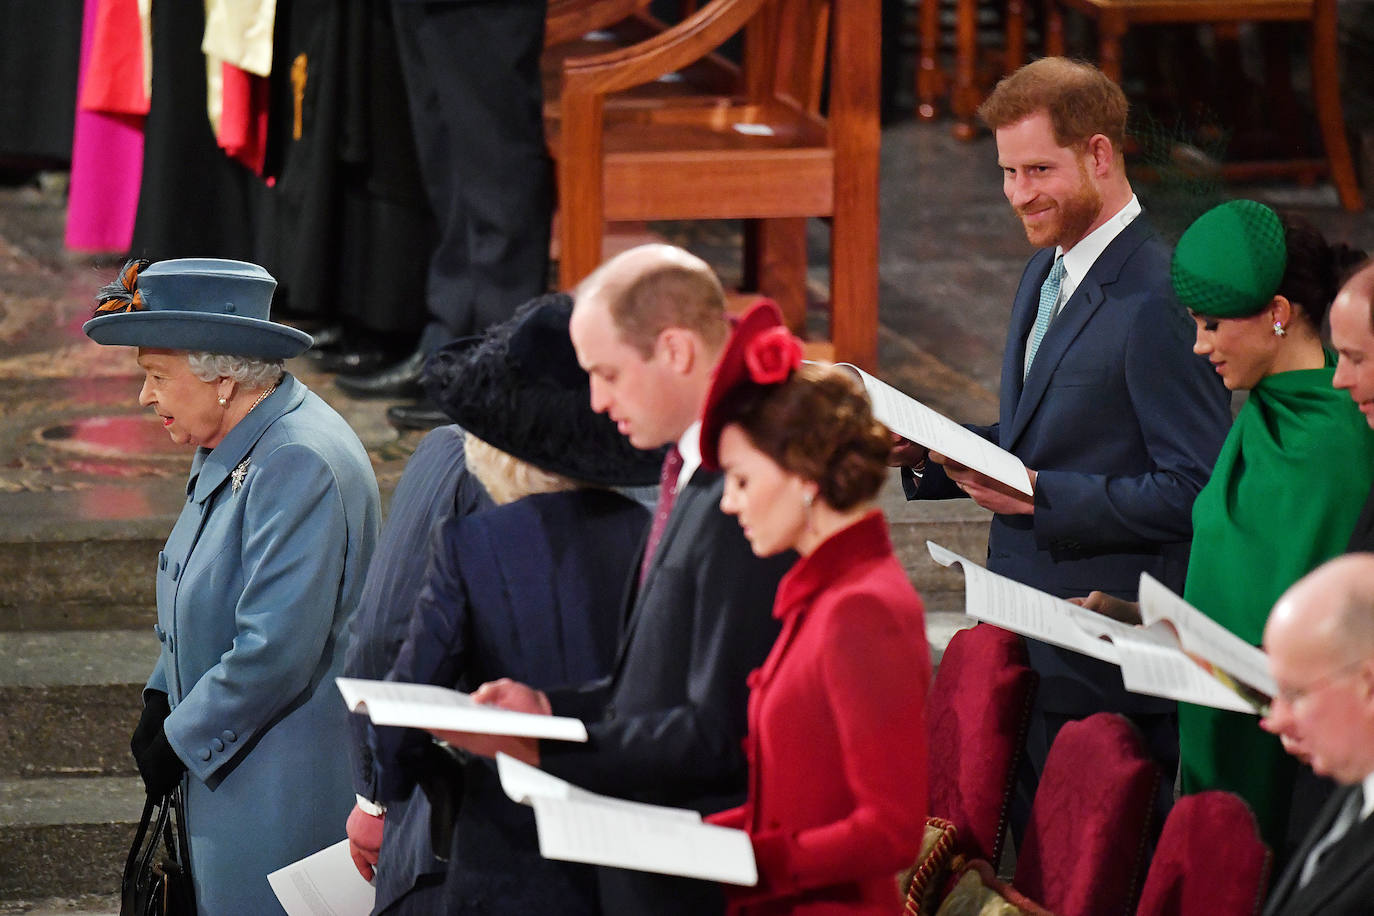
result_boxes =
[135,726,187,798]
[131,690,171,760]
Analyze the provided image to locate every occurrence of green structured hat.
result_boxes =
[1171,200,1287,317]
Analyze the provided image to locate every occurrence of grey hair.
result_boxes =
[463,432,582,505]
[186,352,285,389]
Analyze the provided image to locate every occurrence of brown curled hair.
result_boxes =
[977,57,1128,154]
[716,364,890,510]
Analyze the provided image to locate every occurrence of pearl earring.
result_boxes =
[1273,321,1286,337]
[218,396,228,407]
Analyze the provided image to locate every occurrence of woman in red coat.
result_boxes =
[699,302,932,915]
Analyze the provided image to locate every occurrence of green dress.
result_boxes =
[1179,357,1374,847]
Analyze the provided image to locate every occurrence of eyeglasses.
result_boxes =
[1263,655,1372,717]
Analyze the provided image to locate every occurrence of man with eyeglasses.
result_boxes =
[1259,553,1374,916]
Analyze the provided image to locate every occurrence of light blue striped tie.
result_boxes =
[1024,255,1065,379]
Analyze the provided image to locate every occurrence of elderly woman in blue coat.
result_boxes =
[84,258,381,915]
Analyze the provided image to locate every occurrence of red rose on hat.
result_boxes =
[744,326,803,384]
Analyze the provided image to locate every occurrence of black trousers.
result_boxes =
[390,0,553,345]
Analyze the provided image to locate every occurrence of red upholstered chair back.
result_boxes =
[1015,712,1159,916]
[1135,791,1271,916]
[926,624,1037,866]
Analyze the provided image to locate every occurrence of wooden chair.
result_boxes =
[916,0,1028,139]
[546,0,882,368]
[1043,0,1364,211]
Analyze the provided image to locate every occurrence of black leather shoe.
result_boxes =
[386,399,450,431]
[335,349,427,399]
[305,344,401,376]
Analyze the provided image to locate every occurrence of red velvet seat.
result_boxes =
[925,623,1038,867]
[1135,791,1271,916]
[1015,712,1159,916]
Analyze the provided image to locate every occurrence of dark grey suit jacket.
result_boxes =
[908,217,1232,714]
[540,469,792,916]
[1347,487,1374,552]
[1262,783,1374,916]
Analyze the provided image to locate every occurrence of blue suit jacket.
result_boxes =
[909,217,1231,713]
[540,470,793,916]
[341,425,492,914]
[375,487,650,914]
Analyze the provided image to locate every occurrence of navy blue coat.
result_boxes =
[341,425,492,914]
[908,217,1231,715]
[375,487,650,914]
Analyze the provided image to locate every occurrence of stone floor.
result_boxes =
[0,118,1370,913]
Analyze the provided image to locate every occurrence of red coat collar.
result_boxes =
[774,509,891,620]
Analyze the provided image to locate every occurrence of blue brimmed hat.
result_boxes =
[82,258,312,359]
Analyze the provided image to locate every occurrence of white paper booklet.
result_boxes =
[496,753,759,886]
[832,362,1031,495]
[1136,572,1277,703]
[336,677,589,742]
[926,542,1269,714]
[267,840,376,916]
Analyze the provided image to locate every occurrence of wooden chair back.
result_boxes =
[546,0,881,367]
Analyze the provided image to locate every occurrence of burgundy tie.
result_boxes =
[639,446,684,586]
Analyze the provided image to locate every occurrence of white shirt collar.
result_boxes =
[1359,772,1374,821]
[1057,194,1142,304]
[676,419,703,491]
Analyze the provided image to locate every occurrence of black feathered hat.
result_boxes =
[421,293,666,487]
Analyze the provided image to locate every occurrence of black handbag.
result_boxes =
[121,785,197,916]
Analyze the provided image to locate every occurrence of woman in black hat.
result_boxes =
[83,258,381,915]
[696,302,931,915]
[366,293,661,915]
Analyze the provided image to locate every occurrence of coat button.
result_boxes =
[154,624,166,642]
[158,553,167,571]
[211,738,225,753]
[222,730,236,743]
[200,748,212,761]
[746,669,762,689]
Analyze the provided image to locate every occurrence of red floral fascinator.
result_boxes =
[699,298,803,471]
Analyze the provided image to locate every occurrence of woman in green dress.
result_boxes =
[1085,199,1371,853]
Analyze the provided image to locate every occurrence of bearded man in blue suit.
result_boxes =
[896,58,1232,816]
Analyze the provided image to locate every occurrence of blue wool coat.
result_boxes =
[149,373,380,915]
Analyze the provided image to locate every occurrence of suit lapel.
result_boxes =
[999,249,1050,434]
[1264,784,1368,916]
[610,471,712,677]
[1004,219,1153,451]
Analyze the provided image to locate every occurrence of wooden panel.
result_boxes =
[602,150,835,219]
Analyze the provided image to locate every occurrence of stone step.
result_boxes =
[0,489,168,631]
[879,480,989,613]
[0,897,117,916]
[0,631,153,779]
[0,776,143,901]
